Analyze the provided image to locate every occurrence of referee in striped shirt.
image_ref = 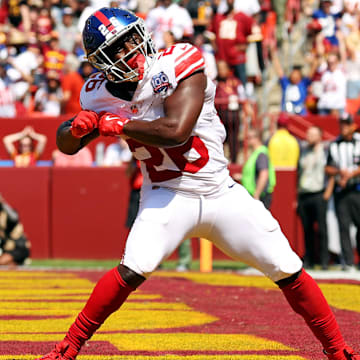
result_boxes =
[325,115,360,271]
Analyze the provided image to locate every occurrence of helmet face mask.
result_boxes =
[83,8,156,83]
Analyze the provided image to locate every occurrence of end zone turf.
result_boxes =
[0,270,359,360]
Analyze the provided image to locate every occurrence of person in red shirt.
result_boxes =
[42,35,67,77]
[3,126,47,167]
[209,0,254,85]
[61,54,84,115]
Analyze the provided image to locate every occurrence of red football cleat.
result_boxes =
[35,339,78,360]
[325,345,360,359]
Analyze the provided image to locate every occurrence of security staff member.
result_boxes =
[242,128,276,209]
[325,115,360,271]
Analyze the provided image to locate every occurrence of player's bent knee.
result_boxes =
[275,268,303,289]
[117,264,146,288]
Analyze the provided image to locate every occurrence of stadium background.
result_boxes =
[0,114,359,261]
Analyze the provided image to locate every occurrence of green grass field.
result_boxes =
[28,259,249,271]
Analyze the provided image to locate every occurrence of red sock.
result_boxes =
[65,267,135,351]
[280,270,345,354]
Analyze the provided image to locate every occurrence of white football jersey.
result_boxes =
[80,43,229,196]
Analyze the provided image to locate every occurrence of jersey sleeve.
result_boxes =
[172,43,206,83]
[79,72,107,111]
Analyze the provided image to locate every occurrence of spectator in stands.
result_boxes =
[103,138,132,166]
[0,194,31,266]
[79,60,96,81]
[55,7,81,54]
[268,112,300,169]
[309,0,346,62]
[193,33,218,81]
[344,16,360,113]
[52,147,93,167]
[0,63,16,118]
[7,0,31,34]
[77,0,101,33]
[241,128,276,209]
[216,0,261,17]
[270,44,318,115]
[6,40,41,104]
[297,126,329,270]
[270,0,286,46]
[208,0,254,86]
[3,126,47,167]
[186,0,213,35]
[245,12,264,91]
[325,114,360,271]
[33,70,63,116]
[42,35,67,77]
[112,0,138,12]
[28,5,40,43]
[340,0,359,37]
[317,52,347,116]
[61,54,84,116]
[215,60,247,163]
[36,8,54,44]
[146,0,194,50]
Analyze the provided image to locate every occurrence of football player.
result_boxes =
[36,8,359,360]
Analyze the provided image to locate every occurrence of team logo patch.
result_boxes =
[151,72,171,94]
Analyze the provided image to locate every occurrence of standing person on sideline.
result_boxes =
[36,8,359,360]
[268,112,300,169]
[215,60,249,164]
[241,128,276,209]
[325,115,360,272]
[297,126,329,270]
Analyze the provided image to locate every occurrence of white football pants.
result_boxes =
[122,177,302,282]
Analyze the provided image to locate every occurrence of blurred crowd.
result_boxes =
[1,0,360,159]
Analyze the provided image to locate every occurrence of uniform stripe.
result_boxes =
[175,53,203,78]
[175,46,194,63]
[94,11,115,32]
[176,59,205,82]
[175,48,199,69]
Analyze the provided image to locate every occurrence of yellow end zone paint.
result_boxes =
[0,271,76,278]
[0,270,359,360]
[154,272,277,289]
[93,333,294,351]
[0,309,217,333]
[318,283,360,313]
[153,272,360,313]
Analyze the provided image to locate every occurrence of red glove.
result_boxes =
[70,110,99,138]
[98,112,130,137]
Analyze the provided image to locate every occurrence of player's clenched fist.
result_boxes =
[98,112,130,136]
[70,110,99,138]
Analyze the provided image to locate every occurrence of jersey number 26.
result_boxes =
[127,136,209,182]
